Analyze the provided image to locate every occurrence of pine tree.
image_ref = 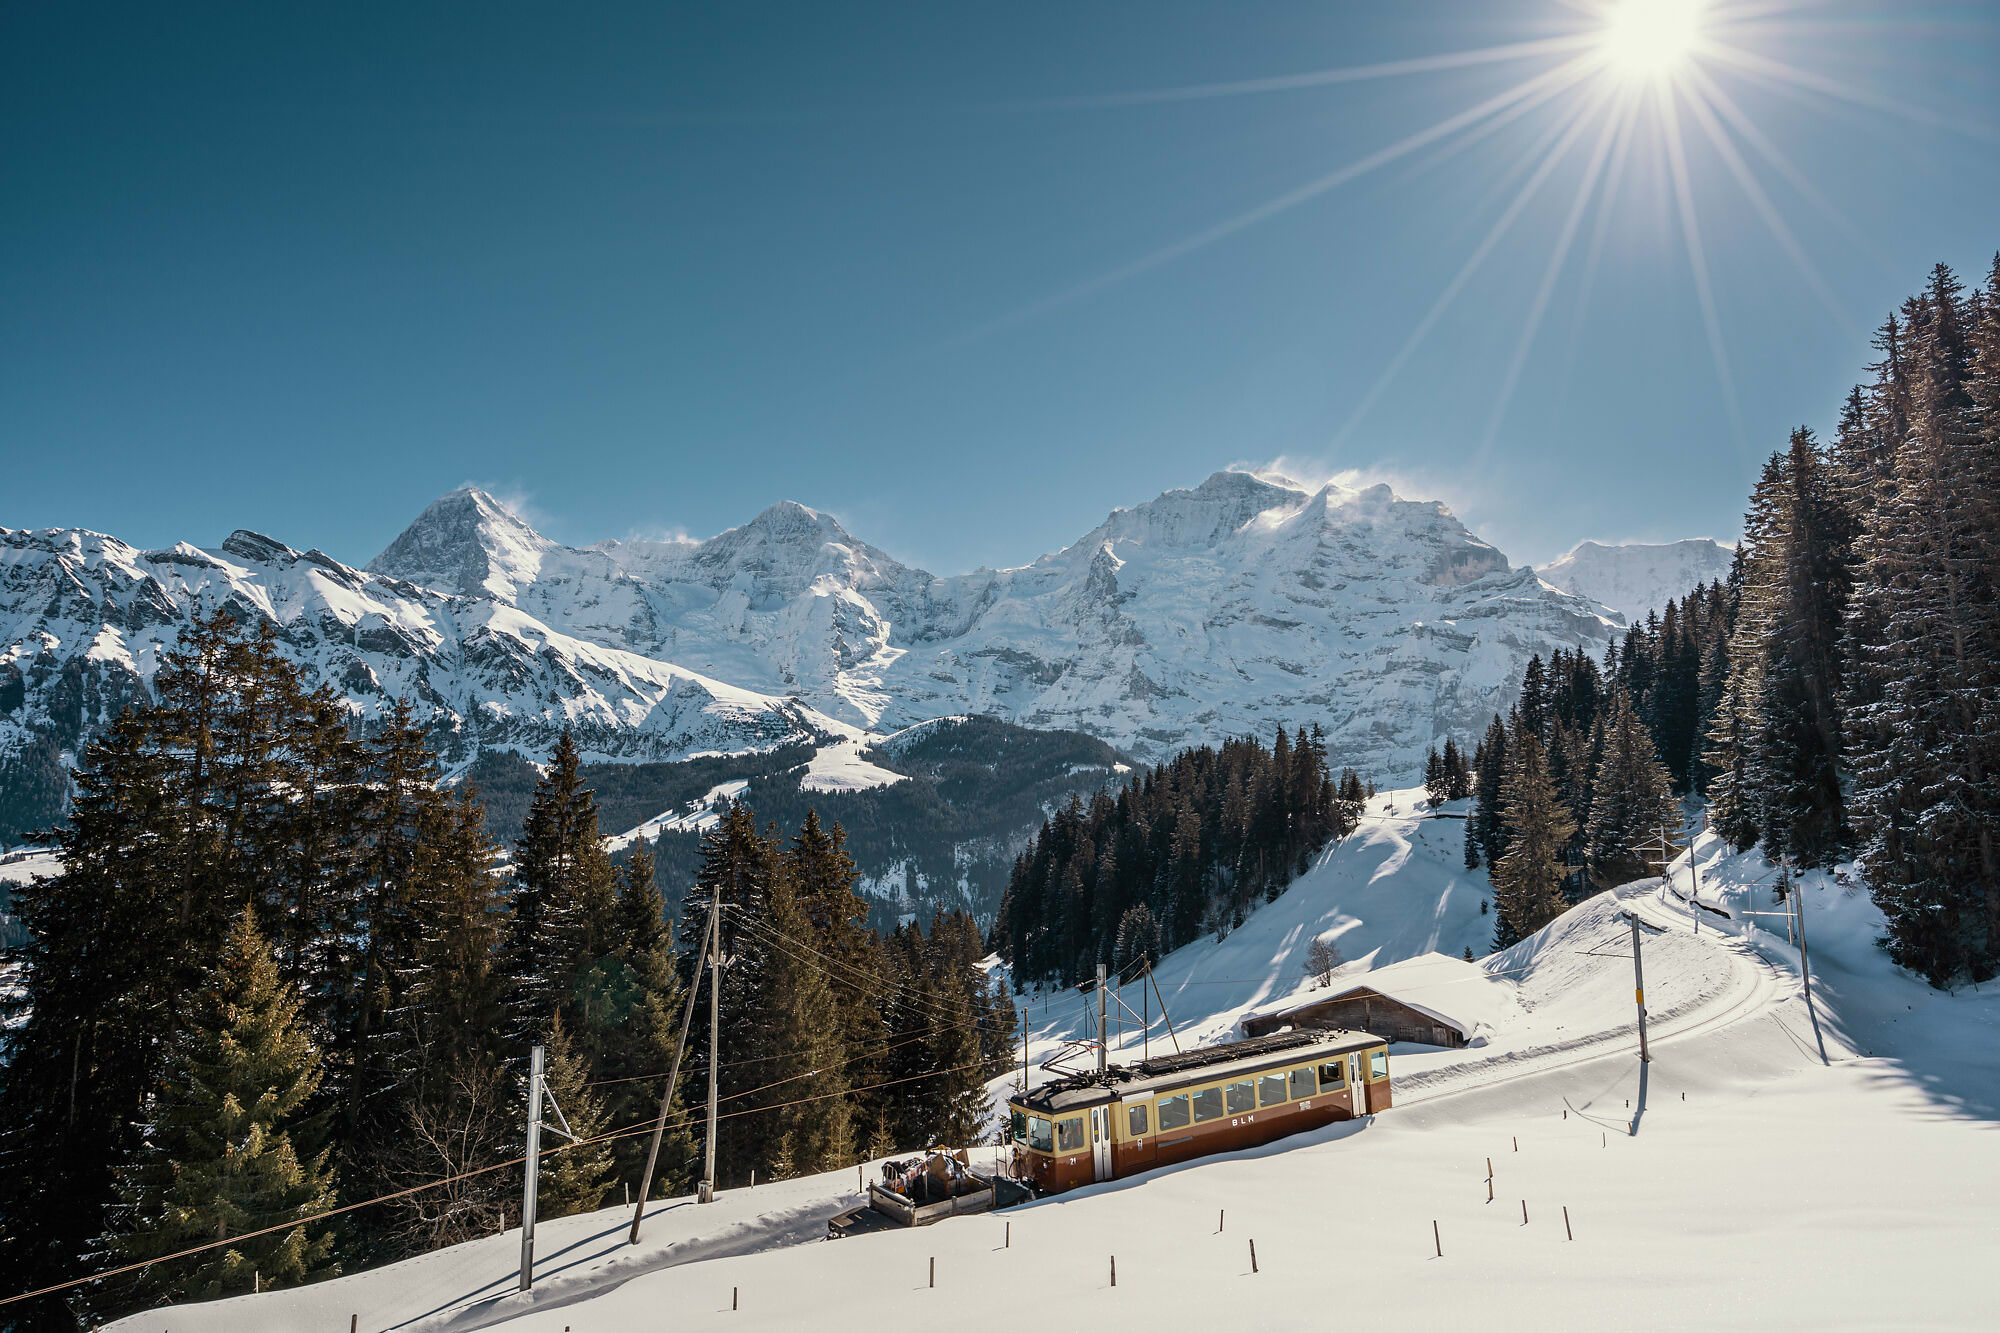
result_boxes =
[1586,690,1680,887]
[1491,733,1577,949]
[1844,260,2000,982]
[1470,715,1511,869]
[1752,430,1856,866]
[98,907,337,1313]
[532,1015,615,1220]
[756,869,853,1176]
[506,730,622,1054]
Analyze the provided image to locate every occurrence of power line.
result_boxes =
[1,1057,993,1311]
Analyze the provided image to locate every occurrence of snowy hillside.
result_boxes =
[116,792,2000,1330]
[1536,538,1733,624]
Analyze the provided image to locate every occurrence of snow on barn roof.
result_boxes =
[1238,951,1514,1043]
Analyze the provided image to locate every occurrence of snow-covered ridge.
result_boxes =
[0,522,836,772]
[363,472,1622,780]
[7,470,1626,785]
[1536,538,1733,624]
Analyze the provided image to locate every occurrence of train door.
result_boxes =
[1090,1106,1113,1182]
[1350,1053,1368,1115]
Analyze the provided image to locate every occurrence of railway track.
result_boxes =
[1393,888,1791,1111]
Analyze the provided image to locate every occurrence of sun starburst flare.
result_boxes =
[957,1,1993,458]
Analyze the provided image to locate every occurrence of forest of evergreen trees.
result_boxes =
[1468,255,2000,985]
[0,613,1013,1330]
[995,727,1365,986]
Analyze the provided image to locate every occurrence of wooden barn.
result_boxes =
[1242,978,1471,1049]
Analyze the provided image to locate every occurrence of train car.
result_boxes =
[1005,1028,1391,1196]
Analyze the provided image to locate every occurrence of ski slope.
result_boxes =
[105,794,2000,1331]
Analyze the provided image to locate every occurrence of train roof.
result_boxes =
[1010,1027,1380,1115]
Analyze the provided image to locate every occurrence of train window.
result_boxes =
[1011,1109,1028,1143]
[1318,1062,1345,1086]
[1289,1067,1317,1100]
[1192,1086,1225,1122]
[1225,1080,1255,1114]
[1158,1094,1191,1131]
[1028,1116,1054,1152]
[1258,1073,1288,1106]
[1056,1118,1087,1152]
[1371,1050,1390,1080]
[1128,1103,1149,1137]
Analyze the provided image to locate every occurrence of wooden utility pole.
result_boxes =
[629,892,719,1243]
[518,1044,545,1292]
[1787,855,1813,1006]
[1628,917,1650,1063]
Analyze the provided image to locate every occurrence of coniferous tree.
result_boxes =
[98,907,337,1314]
[1844,259,2000,982]
[532,1015,615,1220]
[1470,715,1511,870]
[506,730,622,1054]
[1491,734,1577,949]
[1587,691,1680,886]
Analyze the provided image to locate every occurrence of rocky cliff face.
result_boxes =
[3,470,1623,822]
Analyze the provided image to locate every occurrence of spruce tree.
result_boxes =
[1586,691,1680,887]
[1491,734,1577,949]
[99,907,337,1313]
[506,729,622,1054]
[532,1016,615,1220]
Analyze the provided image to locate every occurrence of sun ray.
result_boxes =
[1331,79,1621,450]
[1465,74,1608,229]
[1678,61,1868,251]
[1658,75,1746,450]
[1398,56,1601,186]
[1701,40,2000,141]
[1482,88,1640,449]
[1544,93,1644,443]
[944,56,1603,347]
[1002,35,1597,111]
[1677,74,1856,332]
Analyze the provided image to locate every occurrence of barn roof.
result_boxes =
[1240,951,1503,1039]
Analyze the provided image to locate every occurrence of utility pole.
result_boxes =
[1016,1000,1032,1088]
[701,912,721,1203]
[628,892,719,1244]
[1788,855,1814,1006]
[519,1044,545,1292]
[1628,917,1650,1063]
[1096,963,1108,1072]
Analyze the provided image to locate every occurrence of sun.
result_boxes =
[1599,0,1706,82]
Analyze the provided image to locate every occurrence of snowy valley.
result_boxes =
[112,790,2000,1332]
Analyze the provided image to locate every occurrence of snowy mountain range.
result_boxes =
[5,471,1660,821]
[1535,538,1734,624]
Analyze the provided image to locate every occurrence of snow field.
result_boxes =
[106,793,2000,1331]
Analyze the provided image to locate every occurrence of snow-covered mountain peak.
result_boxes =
[366,487,555,602]
[1084,469,1311,552]
[1537,537,1734,624]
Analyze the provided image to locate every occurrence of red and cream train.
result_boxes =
[1006,1028,1391,1195]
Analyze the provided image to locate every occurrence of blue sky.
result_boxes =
[4,2,1997,572]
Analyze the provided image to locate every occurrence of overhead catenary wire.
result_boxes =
[1,1056,995,1311]
[723,905,991,1031]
